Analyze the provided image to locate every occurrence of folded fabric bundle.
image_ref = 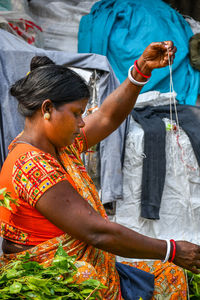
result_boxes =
[189,33,200,71]
[116,262,154,300]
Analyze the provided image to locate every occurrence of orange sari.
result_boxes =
[0,135,187,299]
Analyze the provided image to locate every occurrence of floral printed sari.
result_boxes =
[0,134,187,299]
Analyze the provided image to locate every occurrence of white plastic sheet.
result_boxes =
[116,92,200,262]
[28,0,97,52]
[0,8,44,47]
[185,16,200,34]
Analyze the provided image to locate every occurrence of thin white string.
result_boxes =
[167,49,181,133]
[167,49,192,176]
[166,50,198,296]
[167,53,191,300]
[167,48,178,176]
[167,48,198,249]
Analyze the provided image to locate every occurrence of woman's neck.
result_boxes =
[20,118,58,158]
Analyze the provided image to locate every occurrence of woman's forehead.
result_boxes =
[73,98,88,106]
[62,98,88,110]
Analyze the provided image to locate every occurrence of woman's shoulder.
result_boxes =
[11,146,68,208]
[1,143,62,184]
[1,144,37,176]
[13,148,65,177]
[3,143,44,169]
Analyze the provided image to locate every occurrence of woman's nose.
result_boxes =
[78,116,85,128]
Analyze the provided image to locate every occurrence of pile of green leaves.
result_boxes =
[0,244,106,299]
[187,271,200,299]
[0,188,19,211]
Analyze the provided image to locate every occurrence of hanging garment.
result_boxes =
[78,0,200,105]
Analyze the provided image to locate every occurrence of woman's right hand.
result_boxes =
[174,241,200,274]
[137,41,176,73]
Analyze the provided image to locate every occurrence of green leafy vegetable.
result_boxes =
[187,271,200,299]
[0,244,106,299]
[0,188,19,210]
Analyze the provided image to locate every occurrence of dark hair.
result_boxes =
[30,56,55,71]
[10,56,90,117]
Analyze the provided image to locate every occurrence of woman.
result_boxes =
[0,41,199,299]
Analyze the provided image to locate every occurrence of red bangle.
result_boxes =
[134,60,151,79]
[169,239,176,262]
[81,128,88,151]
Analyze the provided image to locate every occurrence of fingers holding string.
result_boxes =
[166,43,176,63]
[153,41,176,66]
[153,41,176,53]
[163,41,177,54]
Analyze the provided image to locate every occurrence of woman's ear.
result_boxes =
[41,99,53,114]
[41,99,53,120]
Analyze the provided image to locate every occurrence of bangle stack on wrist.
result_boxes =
[162,239,176,263]
[134,60,151,79]
[162,240,171,263]
[128,60,151,86]
[169,239,176,262]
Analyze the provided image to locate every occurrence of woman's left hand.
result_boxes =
[140,41,177,71]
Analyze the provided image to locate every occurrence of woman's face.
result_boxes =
[44,98,88,148]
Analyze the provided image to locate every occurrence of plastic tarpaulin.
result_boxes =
[28,0,96,52]
[0,28,125,208]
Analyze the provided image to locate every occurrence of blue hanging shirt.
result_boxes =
[78,0,200,105]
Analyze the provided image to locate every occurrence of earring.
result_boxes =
[44,112,50,120]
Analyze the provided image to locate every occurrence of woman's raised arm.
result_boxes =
[82,41,176,149]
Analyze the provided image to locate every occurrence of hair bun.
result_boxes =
[30,56,55,71]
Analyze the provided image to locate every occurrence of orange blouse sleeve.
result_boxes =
[12,150,71,207]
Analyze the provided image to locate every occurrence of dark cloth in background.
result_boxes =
[189,33,200,71]
[164,0,200,21]
[116,262,154,300]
